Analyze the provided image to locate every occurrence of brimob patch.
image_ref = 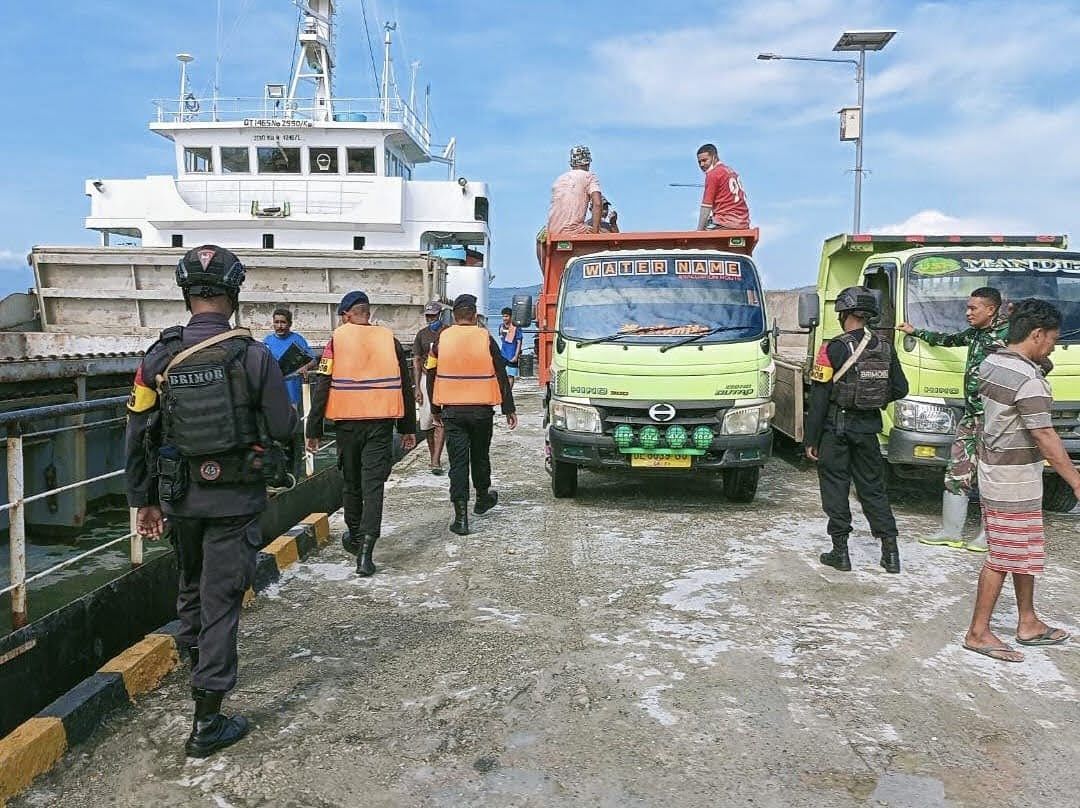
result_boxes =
[199,460,223,481]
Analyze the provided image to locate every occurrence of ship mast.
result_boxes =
[287,0,336,121]
[380,21,398,122]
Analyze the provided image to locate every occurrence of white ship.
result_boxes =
[6,0,491,358]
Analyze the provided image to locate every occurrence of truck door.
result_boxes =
[862,261,898,342]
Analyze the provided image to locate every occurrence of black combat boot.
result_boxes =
[185,688,249,758]
[474,489,499,515]
[356,534,378,577]
[819,536,852,571]
[880,537,901,574]
[342,530,360,556]
[449,500,470,535]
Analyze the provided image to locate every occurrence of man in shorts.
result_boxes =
[498,307,524,388]
[963,299,1080,663]
[413,301,447,474]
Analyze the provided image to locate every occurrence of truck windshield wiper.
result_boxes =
[575,325,685,347]
[658,325,747,352]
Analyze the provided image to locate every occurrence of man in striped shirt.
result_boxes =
[963,299,1080,663]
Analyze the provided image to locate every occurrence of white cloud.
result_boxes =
[0,248,28,266]
[873,210,1027,235]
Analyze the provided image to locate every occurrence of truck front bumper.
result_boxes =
[887,428,953,467]
[549,427,772,471]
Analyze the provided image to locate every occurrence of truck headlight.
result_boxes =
[894,400,955,434]
[721,403,775,435]
[551,400,602,434]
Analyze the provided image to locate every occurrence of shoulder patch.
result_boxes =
[127,365,158,412]
[810,342,834,383]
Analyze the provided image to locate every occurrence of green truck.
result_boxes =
[772,233,1080,511]
[516,229,776,501]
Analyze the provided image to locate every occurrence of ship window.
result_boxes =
[309,147,339,173]
[474,196,489,222]
[353,236,365,250]
[346,147,376,174]
[262,233,275,249]
[257,147,301,174]
[171,234,184,247]
[184,147,213,173]
[221,147,250,174]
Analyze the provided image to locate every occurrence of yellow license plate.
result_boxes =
[630,454,692,469]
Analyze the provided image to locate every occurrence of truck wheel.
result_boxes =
[552,460,579,498]
[722,467,760,502]
[1043,476,1078,513]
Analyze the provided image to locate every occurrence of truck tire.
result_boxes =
[551,460,579,498]
[722,467,760,502]
[1043,476,1078,513]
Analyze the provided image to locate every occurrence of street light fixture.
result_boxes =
[756,29,897,233]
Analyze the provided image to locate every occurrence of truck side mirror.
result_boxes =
[511,294,534,328]
[798,292,820,330]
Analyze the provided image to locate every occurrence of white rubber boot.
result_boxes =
[965,523,988,553]
[918,491,968,548]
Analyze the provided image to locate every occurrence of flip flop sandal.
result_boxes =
[918,537,966,549]
[1015,629,1069,647]
[963,643,1023,663]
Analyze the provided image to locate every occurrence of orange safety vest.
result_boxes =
[433,325,502,406]
[325,324,405,420]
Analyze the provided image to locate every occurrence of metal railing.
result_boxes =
[151,95,431,152]
[1,384,336,630]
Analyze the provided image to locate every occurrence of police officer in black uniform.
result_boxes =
[804,286,908,574]
[427,294,517,535]
[125,245,296,757]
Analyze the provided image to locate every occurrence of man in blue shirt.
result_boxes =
[263,308,314,409]
[498,307,524,388]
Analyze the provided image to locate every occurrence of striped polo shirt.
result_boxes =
[977,350,1053,512]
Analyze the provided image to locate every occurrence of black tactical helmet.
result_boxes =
[835,286,879,317]
[176,245,246,298]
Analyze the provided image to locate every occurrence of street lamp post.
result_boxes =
[758,30,896,233]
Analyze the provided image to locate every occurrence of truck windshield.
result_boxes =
[905,252,1080,342]
[559,254,765,343]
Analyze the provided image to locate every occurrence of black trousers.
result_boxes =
[172,515,260,692]
[444,409,494,502]
[336,419,394,538]
[817,429,898,540]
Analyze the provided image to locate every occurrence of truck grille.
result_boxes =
[1053,407,1080,439]
[596,404,723,435]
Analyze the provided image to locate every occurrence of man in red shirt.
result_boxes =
[696,143,750,230]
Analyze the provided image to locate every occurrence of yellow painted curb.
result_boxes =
[302,513,330,547]
[262,535,300,571]
[99,634,179,698]
[0,717,66,803]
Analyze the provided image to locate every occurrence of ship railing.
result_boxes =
[152,95,431,151]
[174,177,372,216]
[1,384,335,630]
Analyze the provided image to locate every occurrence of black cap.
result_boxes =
[452,293,478,310]
[338,290,370,314]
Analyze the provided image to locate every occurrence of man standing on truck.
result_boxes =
[305,290,417,577]
[695,143,750,230]
[805,287,909,574]
[428,293,517,535]
[899,287,1008,553]
[963,298,1079,663]
[126,245,297,757]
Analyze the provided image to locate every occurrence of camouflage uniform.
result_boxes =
[912,317,1009,494]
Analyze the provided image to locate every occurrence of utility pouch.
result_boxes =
[157,445,189,502]
[242,443,290,487]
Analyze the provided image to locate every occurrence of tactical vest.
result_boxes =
[434,326,502,406]
[325,324,405,420]
[830,330,892,411]
[157,327,260,458]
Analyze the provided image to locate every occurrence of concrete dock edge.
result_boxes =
[0,511,330,805]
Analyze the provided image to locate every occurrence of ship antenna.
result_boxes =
[380,21,397,121]
[408,60,421,111]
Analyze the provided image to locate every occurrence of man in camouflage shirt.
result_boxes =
[900,286,1007,551]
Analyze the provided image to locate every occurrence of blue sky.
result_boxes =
[2,0,1079,299]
